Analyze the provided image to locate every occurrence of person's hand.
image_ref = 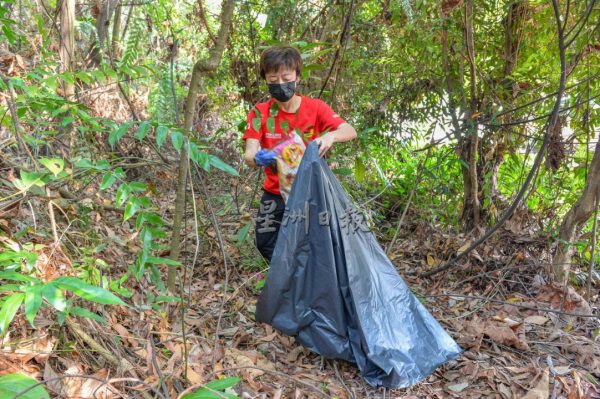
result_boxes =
[254,148,276,167]
[314,133,335,157]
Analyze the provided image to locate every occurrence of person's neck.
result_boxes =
[277,94,301,113]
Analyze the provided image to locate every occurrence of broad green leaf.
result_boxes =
[156,125,168,148]
[128,182,147,192]
[0,271,36,283]
[0,284,20,294]
[196,151,210,171]
[0,293,24,334]
[0,373,50,399]
[146,256,181,266]
[124,197,140,221]
[115,183,131,208]
[235,222,252,245]
[40,158,64,176]
[134,121,150,141]
[15,171,46,191]
[100,172,118,190]
[75,158,94,169]
[208,155,238,176]
[181,376,241,399]
[69,306,107,324]
[2,25,17,45]
[42,284,66,311]
[332,167,353,176]
[155,295,182,303]
[355,157,365,183]
[108,122,130,148]
[171,130,183,152]
[24,284,42,327]
[52,277,126,306]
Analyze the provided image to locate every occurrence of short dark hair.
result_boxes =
[259,45,302,79]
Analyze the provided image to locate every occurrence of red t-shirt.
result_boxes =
[243,95,346,195]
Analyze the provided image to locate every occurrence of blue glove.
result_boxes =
[254,148,276,167]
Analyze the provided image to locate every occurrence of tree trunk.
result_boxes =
[60,0,75,148]
[60,0,75,98]
[552,139,600,281]
[91,0,119,65]
[111,2,122,60]
[459,0,481,232]
[167,0,236,292]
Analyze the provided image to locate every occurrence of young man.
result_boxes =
[243,45,357,262]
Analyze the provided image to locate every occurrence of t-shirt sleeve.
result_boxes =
[243,108,262,140]
[316,100,346,134]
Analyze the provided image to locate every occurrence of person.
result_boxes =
[243,45,357,262]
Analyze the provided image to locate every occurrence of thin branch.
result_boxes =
[424,293,597,319]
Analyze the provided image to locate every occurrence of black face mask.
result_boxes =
[268,81,297,102]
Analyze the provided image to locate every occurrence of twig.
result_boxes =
[424,293,597,319]
[587,195,599,300]
[192,165,230,369]
[148,330,169,399]
[65,318,155,399]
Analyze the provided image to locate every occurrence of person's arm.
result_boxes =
[314,123,357,157]
[244,138,261,168]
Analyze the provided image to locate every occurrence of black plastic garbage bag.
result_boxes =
[256,142,462,388]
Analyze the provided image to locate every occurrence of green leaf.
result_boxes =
[0,373,50,399]
[109,123,130,148]
[42,284,66,311]
[0,293,24,334]
[100,172,118,190]
[52,277,126,306]
[171,130,183,152]
[24,285,42,327]
[0,271,36,283]
[40,158,64,176]
[124,197,140,221]
[69,306,107,324]
[181,376,241,399]
[15,171,46,191]
[355,157,365,182]
[128,182,147,192]
[155,295,182,303]
[2,25,16,46]
[145,257,181,266]
[196,151,210,171]
[134,121,150,141]
[0,284,20,294]
[332,167,353,176]
[156,125,168,148]
[208,155,238,176]
[115,183,131,208]
[235,222,252,245]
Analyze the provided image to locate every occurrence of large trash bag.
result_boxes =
[255,142,462,388]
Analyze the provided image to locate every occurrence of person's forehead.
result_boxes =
[265,67,296,77]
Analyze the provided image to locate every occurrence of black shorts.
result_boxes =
[255,190,285,262]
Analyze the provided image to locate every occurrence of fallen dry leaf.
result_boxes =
[522,368,549,399]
